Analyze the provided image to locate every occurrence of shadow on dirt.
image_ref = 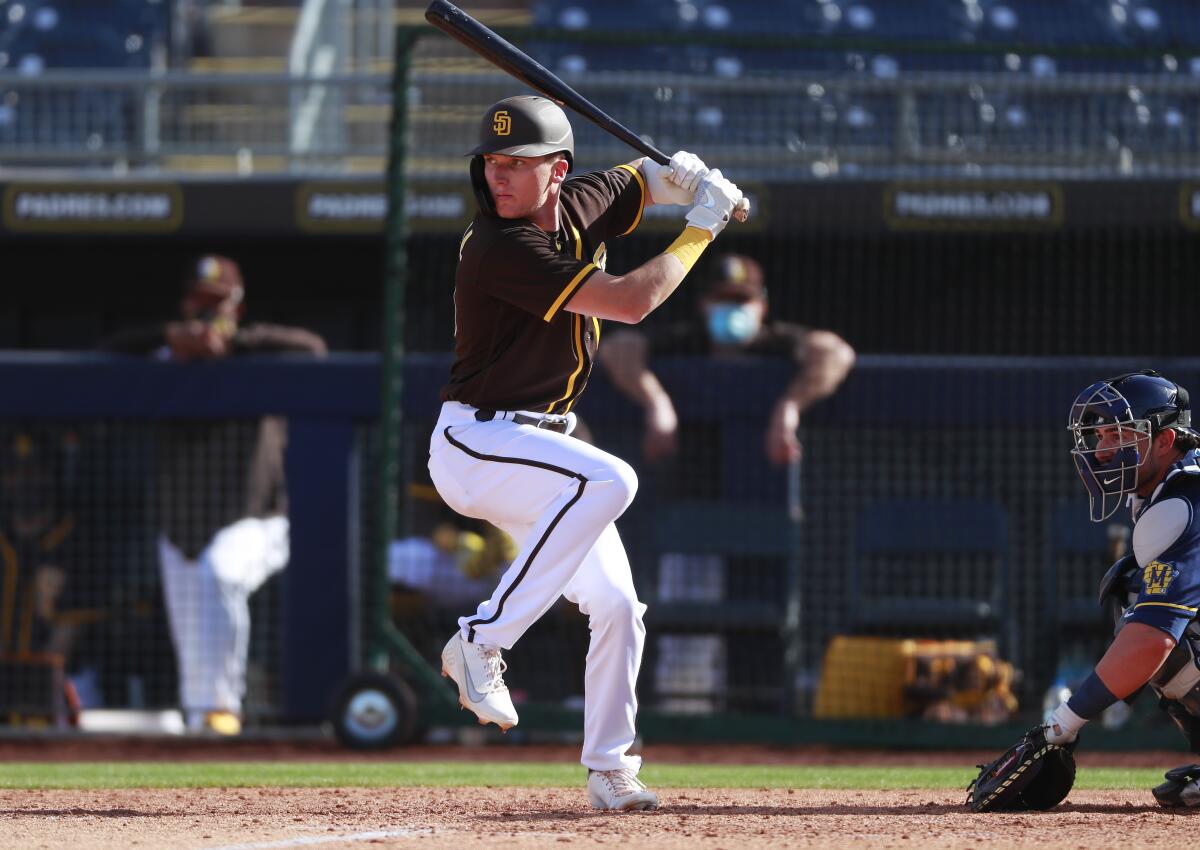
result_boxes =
[0,807,165,818]
[479,800,1190,820]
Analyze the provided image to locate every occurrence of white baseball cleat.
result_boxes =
[440,632,518,731]
[587,769,659,811]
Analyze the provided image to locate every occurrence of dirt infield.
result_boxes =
[1,786,1195,850]
[1,740,1195,849]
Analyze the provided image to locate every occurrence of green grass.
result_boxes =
[0,762,1166,791]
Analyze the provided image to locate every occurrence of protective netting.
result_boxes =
[382,30,1196,737]
[0,420,286,731]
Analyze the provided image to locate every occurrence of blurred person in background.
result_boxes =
[101,255,326,735]
[389,481,519,611]
[598,253,855,471]
[0,427,96,722]
[0,430,79,658]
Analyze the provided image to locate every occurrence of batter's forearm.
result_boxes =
[623,226,714,321]
[624,254,692,322]
[567,227,713,323]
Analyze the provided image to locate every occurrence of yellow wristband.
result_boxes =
[662,225,713,275]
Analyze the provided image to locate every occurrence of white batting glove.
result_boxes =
[667,151,708,192]
[1044,701,1086,745]
[684,169,743,238]
[640,151,710,206]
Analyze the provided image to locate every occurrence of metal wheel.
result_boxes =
[331,672,418,750]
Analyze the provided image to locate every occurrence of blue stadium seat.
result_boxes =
[524,2,1200,177]
[1046,500,1122,628]
[836,0,967,41]
[531,0,1200,48]
[645,500,797,629]
[0,0,167,70]
[849,498,1012,650]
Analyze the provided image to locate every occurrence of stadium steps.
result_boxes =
[200,4,301,67]
[188,2,530,74]
[187,56,288,74]
[158,153,385,174]
[166,1,530,172]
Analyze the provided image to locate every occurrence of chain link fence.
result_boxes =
[2,30,1198,745]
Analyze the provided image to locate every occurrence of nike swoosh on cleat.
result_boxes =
[458,644,489,704]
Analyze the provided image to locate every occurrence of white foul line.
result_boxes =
[204,828,435,850]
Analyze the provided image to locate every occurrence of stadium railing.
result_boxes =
[3,29,1200,177]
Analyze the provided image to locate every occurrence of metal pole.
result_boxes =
[781,455,805,715]
[141,76,162,168]
[370,26,413,672]
[377,0,392,71]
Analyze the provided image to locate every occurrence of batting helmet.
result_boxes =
[468,95,574,214]
[1068,370,1200,521]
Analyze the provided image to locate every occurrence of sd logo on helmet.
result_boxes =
[467,95,574,215]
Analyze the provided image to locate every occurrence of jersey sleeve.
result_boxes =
[564,165,646,240]
[467,222,600,322]
[1124,496,1199,640]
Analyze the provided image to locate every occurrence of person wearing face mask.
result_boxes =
[101,255,326,735]
[599,253,855,468]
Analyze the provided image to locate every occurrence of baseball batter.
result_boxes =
[430,95,743,810]
[1045,371,1200,806]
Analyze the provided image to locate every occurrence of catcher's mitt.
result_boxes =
[965,726,1077,812]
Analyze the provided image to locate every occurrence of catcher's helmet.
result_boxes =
[1068,370,1200,521]
[468,95,574,214]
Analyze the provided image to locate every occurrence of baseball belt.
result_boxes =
[474,408,569,434]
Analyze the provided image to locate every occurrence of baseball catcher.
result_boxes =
[970,370,1200,812]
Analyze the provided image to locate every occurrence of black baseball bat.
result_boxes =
[423,0,750,220]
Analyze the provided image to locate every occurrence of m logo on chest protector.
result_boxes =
[1144,560,1179,595]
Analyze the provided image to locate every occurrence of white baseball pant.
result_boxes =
[428,401,646,772]
[159,516,290,726]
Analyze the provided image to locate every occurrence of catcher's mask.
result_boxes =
[468,95,574,215]
[1068,370,1199,521]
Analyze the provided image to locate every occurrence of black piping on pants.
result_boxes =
[442,426,589,642]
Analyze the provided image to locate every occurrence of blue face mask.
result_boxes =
[706,303,759,345]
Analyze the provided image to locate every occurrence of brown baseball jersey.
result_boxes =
[441,164,647,414]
